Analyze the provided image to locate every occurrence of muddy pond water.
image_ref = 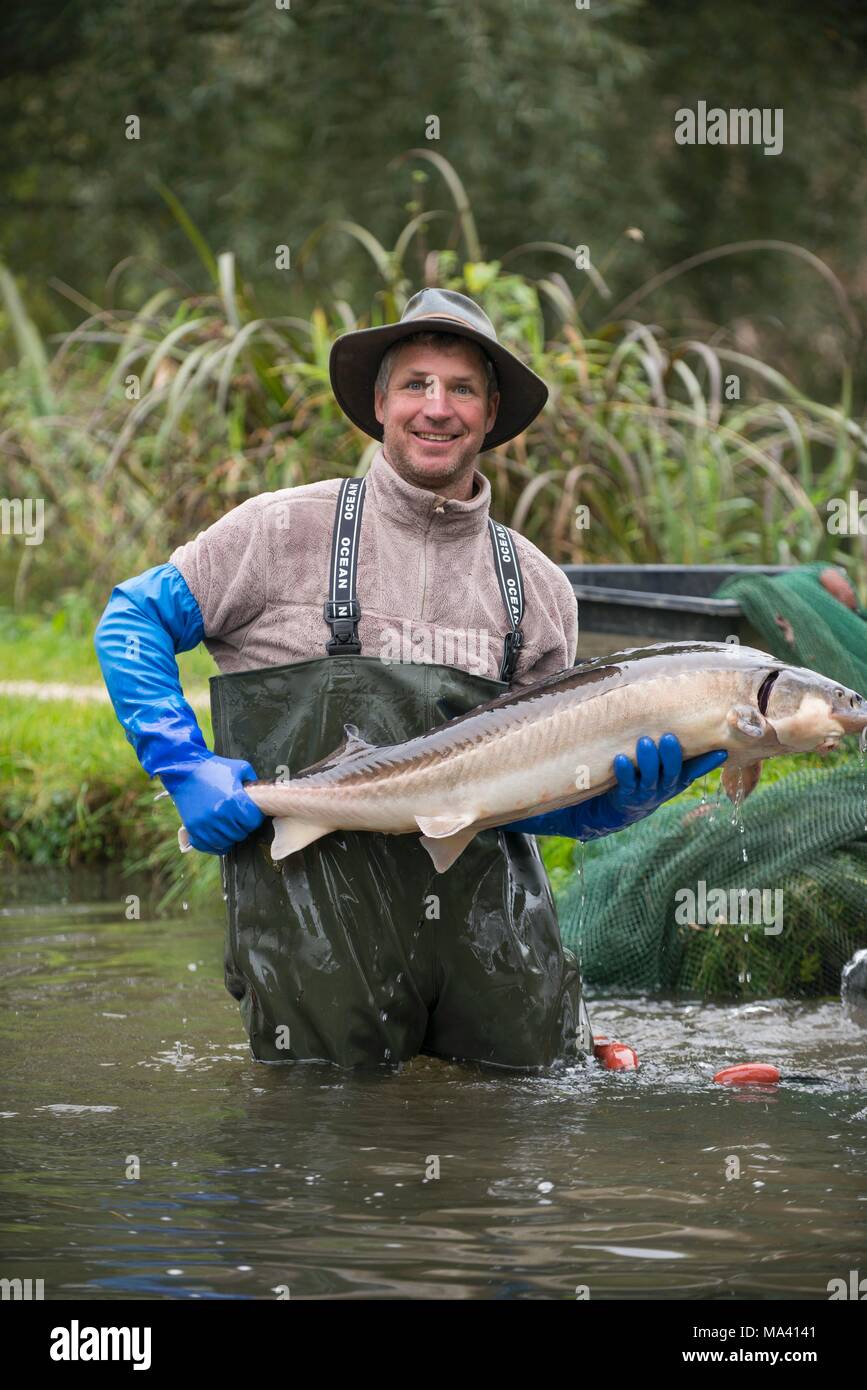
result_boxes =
[1,869,865,1301]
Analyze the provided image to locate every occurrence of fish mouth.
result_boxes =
[834,717,867,757]
[816,734,843,754]
[819,698,867,751]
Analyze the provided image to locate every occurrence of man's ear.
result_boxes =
[486,390,500,434]
[374,386,385,427]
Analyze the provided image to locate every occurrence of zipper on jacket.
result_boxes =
[420,496,446,621]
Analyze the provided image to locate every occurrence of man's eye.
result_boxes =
[406,380,423,389]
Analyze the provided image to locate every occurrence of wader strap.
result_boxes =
[323,476,367,655]
[488,519,525,682]
[324,474,526,681]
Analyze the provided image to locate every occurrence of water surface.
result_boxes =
[1,870,865,1300]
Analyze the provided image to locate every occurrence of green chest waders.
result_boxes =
[212,478,592,1069]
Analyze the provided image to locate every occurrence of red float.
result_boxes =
[713,1062,781,1086]
[593,1036,639,1070]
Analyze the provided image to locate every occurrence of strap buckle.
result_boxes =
[499,627,524,682]
[323,599,362,655]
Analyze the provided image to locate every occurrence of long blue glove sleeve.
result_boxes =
[503,734,728,841]
[93,562,265,853]
[93,563,212,790]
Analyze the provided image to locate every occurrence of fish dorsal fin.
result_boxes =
[295,723,377,777]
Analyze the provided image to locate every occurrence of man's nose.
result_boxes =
[418,384,456,420]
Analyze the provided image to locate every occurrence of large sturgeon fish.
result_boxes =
[181,642,867,872]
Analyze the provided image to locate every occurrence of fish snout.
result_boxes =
[833,687,867,733]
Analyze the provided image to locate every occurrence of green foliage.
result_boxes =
[2,0,866,406]
[1,161,864,615]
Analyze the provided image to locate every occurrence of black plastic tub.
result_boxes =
[560,564,794,655]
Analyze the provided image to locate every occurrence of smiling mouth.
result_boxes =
[411,430,462,443]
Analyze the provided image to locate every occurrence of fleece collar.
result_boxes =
[365,445,490,540]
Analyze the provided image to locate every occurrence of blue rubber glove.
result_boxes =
[94,562,265,854]
[170,755,265,854]
[503,734,727,841]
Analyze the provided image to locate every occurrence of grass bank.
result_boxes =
[2,611,854,916]
[0,608,222,910]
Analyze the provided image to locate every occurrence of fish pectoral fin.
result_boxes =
[415,812,478,839]
[270,817,334,861]
[727,704,769,739]
[721,761,763,801]
[415,813,480,872]
[418,826,479,873]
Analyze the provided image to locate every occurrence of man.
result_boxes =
[94,288,725,1069]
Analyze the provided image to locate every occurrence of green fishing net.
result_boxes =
[554,565,867,997]
[717,561,867,692]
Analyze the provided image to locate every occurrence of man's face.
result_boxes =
[374,340,499,492]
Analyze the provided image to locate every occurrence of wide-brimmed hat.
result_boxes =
[329,287,548,452]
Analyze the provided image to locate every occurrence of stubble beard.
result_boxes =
[381,422,481,494]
